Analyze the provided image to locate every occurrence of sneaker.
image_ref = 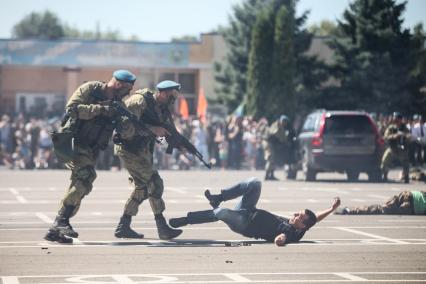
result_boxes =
[204,189,222,208]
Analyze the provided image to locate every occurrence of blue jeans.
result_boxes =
[213,177,261,235]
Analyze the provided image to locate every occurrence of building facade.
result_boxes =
[0,33,227,116]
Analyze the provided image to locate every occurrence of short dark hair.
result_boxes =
[303,209,317,229]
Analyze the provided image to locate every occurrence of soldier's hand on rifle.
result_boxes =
[149,126,170,137]
[99,105,117,117]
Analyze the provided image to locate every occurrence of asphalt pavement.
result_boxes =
[0,169,425,283]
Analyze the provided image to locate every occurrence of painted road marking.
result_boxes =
[35,212,53,223]
[335,272,367,281]
[1,272,426,283]
[335,227,409,244]
[8,188,28,204]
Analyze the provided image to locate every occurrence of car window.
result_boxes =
[323,115,375,135]
[301,114,318,132]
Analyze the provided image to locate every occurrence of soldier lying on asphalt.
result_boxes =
[169,177,341,246]
[335,190,425,215]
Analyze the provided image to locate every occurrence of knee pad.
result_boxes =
[73,166,97,183]
[71,166,96,196]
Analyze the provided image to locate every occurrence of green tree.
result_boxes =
[270,4,295,119]
[326,0,426,114]
[12,10,64,39]
[214,0,265,111]
[216,0,328,119]
[246,8,275,118]
[308,20,339,36]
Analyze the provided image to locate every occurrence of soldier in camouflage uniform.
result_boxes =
[335,191,425,215]
[381,112,411,183]
[45,70,136,243]
[114,80,183,240]
[262,115,296,181]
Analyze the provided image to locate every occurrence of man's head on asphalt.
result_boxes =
[289,209,317,230]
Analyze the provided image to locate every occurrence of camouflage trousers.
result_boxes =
[381,148,410,178]
[60,146,98,217]
[347,191,413,215]
[115,145,165,216]
[262,141,275,172]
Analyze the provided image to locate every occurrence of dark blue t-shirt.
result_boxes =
[242,209,306,243]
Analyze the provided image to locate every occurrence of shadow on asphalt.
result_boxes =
[76,239,269,247]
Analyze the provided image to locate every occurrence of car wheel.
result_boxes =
[302,151,316,181]
[346,170,360,182]
[368,169,382,183]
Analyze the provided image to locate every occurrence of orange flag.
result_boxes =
[197,88,208,123]
[179,96,189,120]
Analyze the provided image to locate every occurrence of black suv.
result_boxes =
[296,110,384,182]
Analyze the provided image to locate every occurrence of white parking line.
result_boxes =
[35,212,53,223]
[1,272,426,283]
[224,273,251,282]
[8,188,28,204]
[335,272,367,281]
[166,187,189,194]
[335,227,409,244]
[1,276,19,284]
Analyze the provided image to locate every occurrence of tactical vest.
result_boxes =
[121,91,171,153]
[386,124,408,151]
[73,83,116,151]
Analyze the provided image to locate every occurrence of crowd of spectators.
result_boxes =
[0,111,425,171]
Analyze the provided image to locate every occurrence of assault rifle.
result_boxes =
[111,101,211,169]
[111,101,161,144]
[160,122,212,169]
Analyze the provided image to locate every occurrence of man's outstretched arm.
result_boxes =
[316,197,341,222]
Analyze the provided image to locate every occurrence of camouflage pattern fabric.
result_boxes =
[347,191,413,215]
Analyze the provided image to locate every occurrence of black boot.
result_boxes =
[169,217,188,228]
[155,214,182,240]
[115,215,144,239]
[170,210,216,228]
[51,205,78,238]
[204,189,223,208]
[269,171,279,181]
[44,227,73,243]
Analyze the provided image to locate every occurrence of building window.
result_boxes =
[16,93,65,117]
[178,73,196,94]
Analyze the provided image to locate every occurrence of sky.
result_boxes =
[1,0,425,42]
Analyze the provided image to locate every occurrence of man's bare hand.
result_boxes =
[331,197,341,211]
[274,233,286,247]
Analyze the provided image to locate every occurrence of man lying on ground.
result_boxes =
[169,177,341,246]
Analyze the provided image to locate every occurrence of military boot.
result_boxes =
[155,214,182,240]
[52,205,79,238]
[204,189,223,208]
[115,215,144,239]
[44,227,73,243]
[382,170,388,182]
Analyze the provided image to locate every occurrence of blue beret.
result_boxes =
[280,115,289,122]
[156,80,181,91]
[113,70,136,83]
